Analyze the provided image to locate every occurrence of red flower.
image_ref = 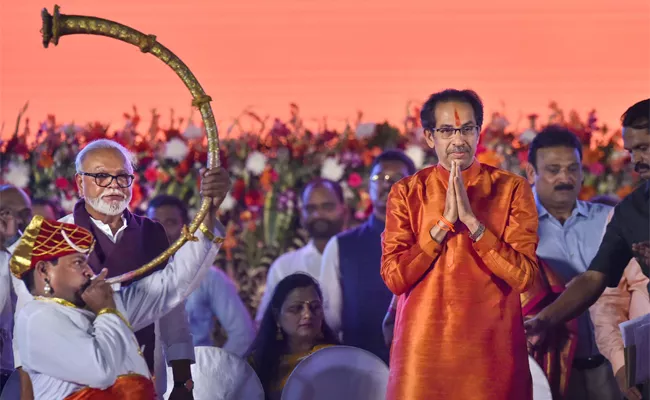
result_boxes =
[244,190,263,208]
[144,167,159,183]
[129,182,143,209]
[232,179,246,201]
[347,173,363,188]
[176,160,190,177]
[55,177,70,190]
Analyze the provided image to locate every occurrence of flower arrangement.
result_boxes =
[0,102,639,314]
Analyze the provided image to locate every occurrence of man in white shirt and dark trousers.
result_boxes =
[255,178,348,323]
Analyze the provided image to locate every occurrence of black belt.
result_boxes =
[573,354,606,370]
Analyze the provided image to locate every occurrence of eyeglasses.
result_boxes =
[432,126,479,139]
[79,172,135,188]
[370,174,405,185]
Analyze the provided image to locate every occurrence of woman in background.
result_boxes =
[247,273,339,400]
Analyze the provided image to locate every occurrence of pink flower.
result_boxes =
[347,173,363,188]
[589,162,605,176]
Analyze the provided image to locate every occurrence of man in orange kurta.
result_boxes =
[381,89,540,400]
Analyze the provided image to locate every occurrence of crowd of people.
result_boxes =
[0,91,648,400]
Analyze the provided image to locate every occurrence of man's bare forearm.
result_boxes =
[539,270,607,326]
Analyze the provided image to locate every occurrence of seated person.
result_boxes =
[247,273,339,400]
[10,215,219,399]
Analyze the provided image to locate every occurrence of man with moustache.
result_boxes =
[8,201,223,399]
[147,195,255,356]
[256,178,347,322]
[526,98,650,398]
[319,150,416,365]
[524,126,619,399]
[6,139,221,399]
[381,89,539,399]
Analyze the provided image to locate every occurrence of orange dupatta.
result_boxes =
[521,259,578,400]
[64,374,156,400]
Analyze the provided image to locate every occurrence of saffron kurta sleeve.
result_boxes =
[472,179,539,292]
[381,182,443,295]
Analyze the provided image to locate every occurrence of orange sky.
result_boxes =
[1,0,649,138]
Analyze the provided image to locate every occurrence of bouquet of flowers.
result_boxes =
[0,101,638,314]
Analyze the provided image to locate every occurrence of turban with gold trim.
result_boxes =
[10,216,95,278]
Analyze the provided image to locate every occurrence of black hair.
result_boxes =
[21,258,58,292]
[420,89,484,131]
[370,150,417,175]
[621,99,650,130]
[246,273,339,397]
[147,195,189,223]
[301,178,344,204]
[527,125,583,170]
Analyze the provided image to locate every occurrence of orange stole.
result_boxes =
[64,374,156,400]
[521,259,578,400]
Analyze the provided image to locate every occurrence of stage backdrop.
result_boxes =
[1,0,649,136]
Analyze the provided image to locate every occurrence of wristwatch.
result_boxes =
[469,223,486,242]
[174,379,194,391]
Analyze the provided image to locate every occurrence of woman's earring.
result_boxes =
[44,279,52,295]
[276,324,284,341]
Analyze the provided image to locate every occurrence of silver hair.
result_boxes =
[75,139,137,173]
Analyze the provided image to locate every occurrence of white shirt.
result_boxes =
[255,242,322,322]
[185,267,255,356]
[9,213,206,397]
[318,237,343,335]
[58,213,196,397]
[16,229,218,400]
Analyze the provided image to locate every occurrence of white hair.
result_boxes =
[75,139,137,173]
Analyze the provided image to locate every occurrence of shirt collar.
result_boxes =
[533,187,588,220]
[303,240,320,255]
[90,215,128,242]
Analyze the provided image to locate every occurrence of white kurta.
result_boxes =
[14,229,219,400]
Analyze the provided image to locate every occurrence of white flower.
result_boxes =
[320,157,345,181]
[60,195,79,213]
[245,151,267,175]
[219,192,236,211]
[164,137,189,162]
[519,129,537,145]
[4,161,30,188]
[339,181,355,201]
[610,149,628,162]
[355,122,376,139]
[183,122,203,140]
[404,144,425,170]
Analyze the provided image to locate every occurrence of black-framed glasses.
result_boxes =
[79,172,135,188]
[432,125,479,139]
[370,174,405,185]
